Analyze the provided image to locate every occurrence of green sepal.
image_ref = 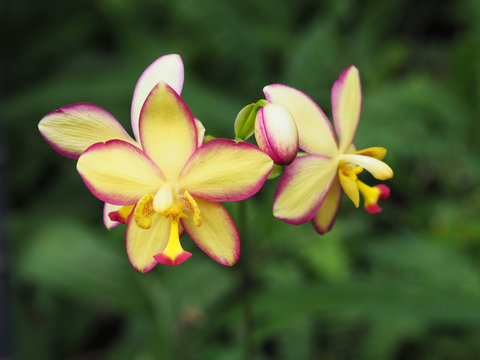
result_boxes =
[267,164,283,180]
[234,99,269,141]
[204,135,216,143]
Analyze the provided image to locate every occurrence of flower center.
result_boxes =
[133,183,202,265]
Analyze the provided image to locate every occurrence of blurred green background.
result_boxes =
[3,0,480,359]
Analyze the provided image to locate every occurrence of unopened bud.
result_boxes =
[255,103,299,165]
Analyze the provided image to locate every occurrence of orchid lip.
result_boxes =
[337,153,393,180]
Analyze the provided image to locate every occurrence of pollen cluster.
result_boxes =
[133,184,202,230]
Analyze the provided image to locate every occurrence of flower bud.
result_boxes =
[255,103,299,165]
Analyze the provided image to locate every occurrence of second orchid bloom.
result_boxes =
[263,66,393,234]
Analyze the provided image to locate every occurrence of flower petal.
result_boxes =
[338,154,393,180]
[139,82,197,181]
[354,147,386,160]
[264,84,338,156]
[181,198,240,266]
[331,66,362,153]
[104,203,134,229]
[178,139,273,202]
[77,140,165,205]
[131,54,184,140]
[126,213,170,273]
[39,103,136,159]
[273,155,338,225]
[338,168,360,207]
[312,176,342,234]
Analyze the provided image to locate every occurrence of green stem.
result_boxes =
[239,200,254,359]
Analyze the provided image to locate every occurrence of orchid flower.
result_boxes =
[39,55,273,270]
[264,66,393,234]
[38,54,203,230]
[76,82,272,269]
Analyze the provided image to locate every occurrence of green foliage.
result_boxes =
[3,0,480,359]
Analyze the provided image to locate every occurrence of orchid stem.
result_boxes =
[239,200,254,359]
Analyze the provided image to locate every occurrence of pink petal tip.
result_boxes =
[154,251,192,266]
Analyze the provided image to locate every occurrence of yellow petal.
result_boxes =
[126,214,170,273]
[312,176,342,234]
[181,198,239,266]
[77,140,165,205]
[338,168,360,207]
[273,155,338,224]
[179,139,273,202]
[39,103,136,159]
[264,84,338,157]
[331,66,362,153]
[131,54,184,140]
[354,147,387,160]
[338,154,393,180]
[139,82,197,181]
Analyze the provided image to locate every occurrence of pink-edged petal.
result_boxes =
[255,103,299,165]
[264,84,338,157]
[126,213,170,273]
[178,139,273,202]
[131,54,184,140]
[273,155,338,225]
[139,82,197,181]
[39,103,136,159]
[181,198,240,266]
[77,140,165,205]
[332,66,362,153]
[312,176,342,234]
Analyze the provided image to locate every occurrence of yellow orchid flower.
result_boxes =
[38,54,203,230]
[45,80,272,270]
[264,66,393,234]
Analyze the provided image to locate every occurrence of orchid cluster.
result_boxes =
[39,54,393,271]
